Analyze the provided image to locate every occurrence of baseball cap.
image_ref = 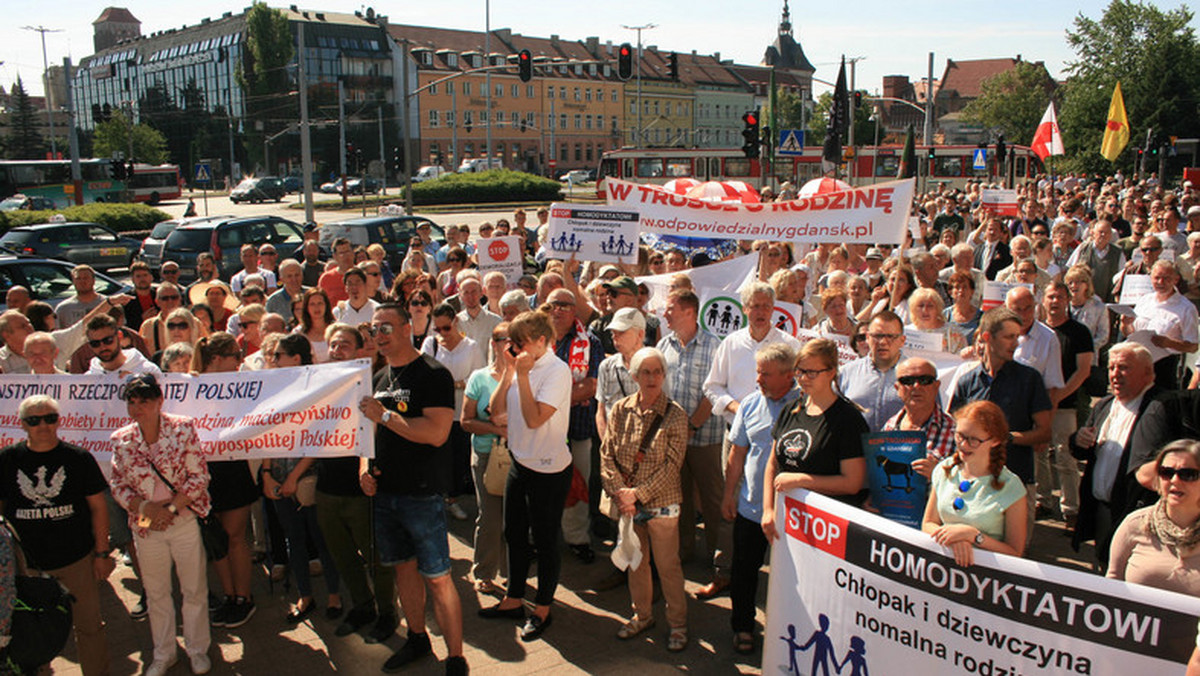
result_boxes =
[603,276,638,295]
[598,265,621,279]
[608,307,646,332]
[1188,206,1200,219]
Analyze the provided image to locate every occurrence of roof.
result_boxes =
[938,58,1022,99]
[94,7,140,25]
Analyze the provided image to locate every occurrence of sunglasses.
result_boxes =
[369,324,396,336]
[22,413,60,427]
[952,480,973,511]
[167,322,189,331]
[434,325,454,333]
[88,334,116,348]
[260,251,278,256]
[549,301,574,310]
[158,294,181,301]
[897,374,937,387]
[409,300,430,307]
[1158,466,1200,482]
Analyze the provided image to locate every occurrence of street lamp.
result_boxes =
[23,25,63,158]
[621,22,656,146]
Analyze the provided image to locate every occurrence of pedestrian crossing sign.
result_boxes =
[778,129,805,156]
[972,148,987,170]
[194,163,212,184]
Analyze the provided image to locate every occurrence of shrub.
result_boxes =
[409,170,561,205]
[0,203,171,234]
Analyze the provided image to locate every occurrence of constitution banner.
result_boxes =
[0,360,376,466]
[605,178,914,245]
[763,490,1200,676]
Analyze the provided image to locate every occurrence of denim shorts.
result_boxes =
[373,492,451,577]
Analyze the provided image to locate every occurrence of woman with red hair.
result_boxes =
[922,401,1027,566]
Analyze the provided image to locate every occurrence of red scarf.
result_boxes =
[567,319,590,383]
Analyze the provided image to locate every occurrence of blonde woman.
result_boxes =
[907,288,967,353]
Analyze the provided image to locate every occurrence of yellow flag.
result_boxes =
[1100,82,1130,161]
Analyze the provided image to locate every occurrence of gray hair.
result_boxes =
[499,289,531,312]
[755,343,796,370]
[741,281,776,306]
[1108,341,1154,372]
[23,331,56,352]
[18,395,59,419]
[278,258,302,274]
[162,342,195,367]
[629,347,666,377]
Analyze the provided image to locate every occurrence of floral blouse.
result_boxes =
[110,413,211,537]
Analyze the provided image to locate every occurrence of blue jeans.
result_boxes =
[275,496,340,598]
[373,492,452,577]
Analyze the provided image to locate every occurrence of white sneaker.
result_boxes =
[144,654,178,676]
[189,652,212,675]
[446,502,469,520]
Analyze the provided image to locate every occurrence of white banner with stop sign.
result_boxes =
[476,235,523,286]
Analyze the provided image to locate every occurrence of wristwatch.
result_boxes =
[94,548,112,558]
[381,410,394,425]
[974,531,985,546]
[166,504,178,515]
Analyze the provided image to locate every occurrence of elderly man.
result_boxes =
[138,283,185,355]
[591,276,658,354]
[159,261,183,291]
[267,258,307,318]
[1065,218,1124,302]
[910,252,951,306]
[548,288,604,564]
[839,311,907,432]
[950,307,1053,541]
[882,357,956,479]
[658,289,729,597]
[498,290,530,322]
[257,243,280,277]
[1070,342,1164,571]
[23,332,65,375]
[0,310,35,374]
[1005,286,1065,395]
[1122,260,1199,390]
[0,396,115,676]
[57,265,106,328]
[456,275,502,365]
[5,285,30,313]
[704,282,802,425]
[722,344,802,654]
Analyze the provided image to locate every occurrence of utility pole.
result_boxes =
[297,22,315,225]
[63,57,82,205]
[23,25,63,158]
[845,55,865,183]
[377,105,386,196]
[622,23,656,146]
[484,0,492,165]
[923,52,934,146]
[400,38,414,215]
[338,79,348,208]
[450,80,458,172]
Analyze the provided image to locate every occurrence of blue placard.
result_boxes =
[777,129,805,156]
[971,148,987,170]
[862,430,929,528]
[194,163,213,185]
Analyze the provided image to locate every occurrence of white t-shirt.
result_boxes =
[231,268,277,294]
[334,298,379,326]
[505,350,572,474]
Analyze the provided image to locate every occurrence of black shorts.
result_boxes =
[207,460,259,512]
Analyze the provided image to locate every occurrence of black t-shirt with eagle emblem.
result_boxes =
[0,441,107,569]
[772,396,868,504]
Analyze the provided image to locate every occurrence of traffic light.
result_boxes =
[741,110,761,159]
[617,43,633,81]
[1137,148,1144,161]
[392,146,401,173]
[127,161,136,180]
[668,52,679,81]
[996,135,1007,164]
[853,91,864,108]
[926,146,936,160]
[517,50,532,83]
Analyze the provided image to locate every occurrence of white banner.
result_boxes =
[764,490,1200,675]
[476,235,523,285]
[980,188,1020,217]
[0,361,376,465]
[981,281,1033,310]
[605,178,915,245]
[546,204,640,263]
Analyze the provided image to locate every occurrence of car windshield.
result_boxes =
[234,179,257,190]
[0,230,32,245]
[149,221,180,239]
[166,228,213,252]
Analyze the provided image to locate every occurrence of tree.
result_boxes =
[4,77,45,159]
[961,62,1055,146]
[93,110,168,164]
[1059,0,1200,175]
[765,88,808,136]
[237,2,294,169]
[805,90,874,148]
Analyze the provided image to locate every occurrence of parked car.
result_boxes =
[559,169,590,183]
[412,165,448,182]
[0,220,140,272]
[319,216,445,272]
[319,177,382,195]
[229,176,286,203]
[457,158,503,173]
[0,255,129,312]
[137,215,231,275]
[160,215,306,283]
[281,176,303,193]
[0,194,59,211]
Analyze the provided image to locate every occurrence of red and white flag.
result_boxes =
[1031,102,1064,160]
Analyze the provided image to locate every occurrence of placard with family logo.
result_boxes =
[546,203,640,263]
[476,235,522,285]
[699,292,745,338]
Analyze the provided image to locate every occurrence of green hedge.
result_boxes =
[409,170,562,205]
[0,203,172,234]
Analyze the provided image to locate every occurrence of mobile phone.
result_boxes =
[508,344,519,358]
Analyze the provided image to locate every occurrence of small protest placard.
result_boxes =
[1119,273,1153,305]
[476,235,522,285]
[698,291,745,339]
[980,188,1019,216]
[981,280,1033,310]
[863,431,930,528]
[546,203,640,263]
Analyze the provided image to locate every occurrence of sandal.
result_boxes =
[733,631,755,655]
[667,627,688,652]
[616,616,656,640]
[474,579,500,595]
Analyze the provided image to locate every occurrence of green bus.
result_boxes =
[0,159,125,208]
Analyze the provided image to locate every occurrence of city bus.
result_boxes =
[128,164,182,204]
[0,159,124,207]
[595,144,1043,196]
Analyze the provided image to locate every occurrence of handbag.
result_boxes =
[483,438,512,497]
[600,412,664,521]
[295,475,318,507]
[147,460,229,562]
[0,517,74,669]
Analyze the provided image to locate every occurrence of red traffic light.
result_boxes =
[619,46,631,57]
[743,112,758,127]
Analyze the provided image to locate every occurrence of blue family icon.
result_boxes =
[780,615,869,675]
[550,231,583,252]
[599,233,635,257]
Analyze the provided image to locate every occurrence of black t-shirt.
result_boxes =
[317,457,364,497]
[1052,318,1095,409]
[772,396,868,502]
[372,355,456,496]
[0,441,107,570]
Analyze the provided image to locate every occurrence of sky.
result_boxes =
[2,0,1196,99]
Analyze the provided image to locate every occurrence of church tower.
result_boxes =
[762,1,815,74]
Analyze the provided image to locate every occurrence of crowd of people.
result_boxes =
[1,177,1200,674]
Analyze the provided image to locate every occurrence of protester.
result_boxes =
[839,311,906,432]
[907,288,967,353]
[1122,260,1198,390]
[109,375,212,676]
[297,288,335,363]
[883,358,957,478]
[406,289,435,349]
[922,401,1027,567]
[599,347,689,651]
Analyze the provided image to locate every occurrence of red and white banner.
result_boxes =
[0,360,376,466]
[980,188,1020,217]
[1032,102,1065,161]
[764,490,1200,675]
[605,178,915,245]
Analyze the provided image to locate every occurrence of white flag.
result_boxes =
[1031,102,1064,160]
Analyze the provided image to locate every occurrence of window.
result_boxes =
[560,113,567,130]
[935,157,963,177]
[480,110,489,124]
[574,144,582,161]
[463,110,474,127]
[724,158,752,176]
[511,84,519,97]
[495,83,503,97]
[428,83,437,95]
[559,86,566,99]
[429,110,439,127]
[560,144,568,161]
[665,159,692,177]
[596,90,603,102]
[463,82,471,96]
[585,115,592,130]
[611,89,619,104]
[548,87,554,100]
[586,146,593,161]
[446,81,454,94]
[574,114,581,129]
[526,85,535,97]
[574,87,581,101]
[547,113,554,130]
[874,155,899,177]
[585,89,592,102]
[446,110,456,127]
[636,158,663,178]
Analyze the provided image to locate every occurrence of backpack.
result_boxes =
[0,518,74,671]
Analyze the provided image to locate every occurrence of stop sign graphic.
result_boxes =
[488,239,510,261]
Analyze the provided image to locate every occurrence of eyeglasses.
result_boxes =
[369,324,396,336]
[22,413,60,426]
[952,480,973,511]
[867,333,901,342]
[434,325,454,334]
[1157,466,1200,482]
[795,367,832,379]
[167,322,189,331]
[409,300,430,307]
[954,432,992,449]
[897,374,937,387]
[88,334,116,348]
